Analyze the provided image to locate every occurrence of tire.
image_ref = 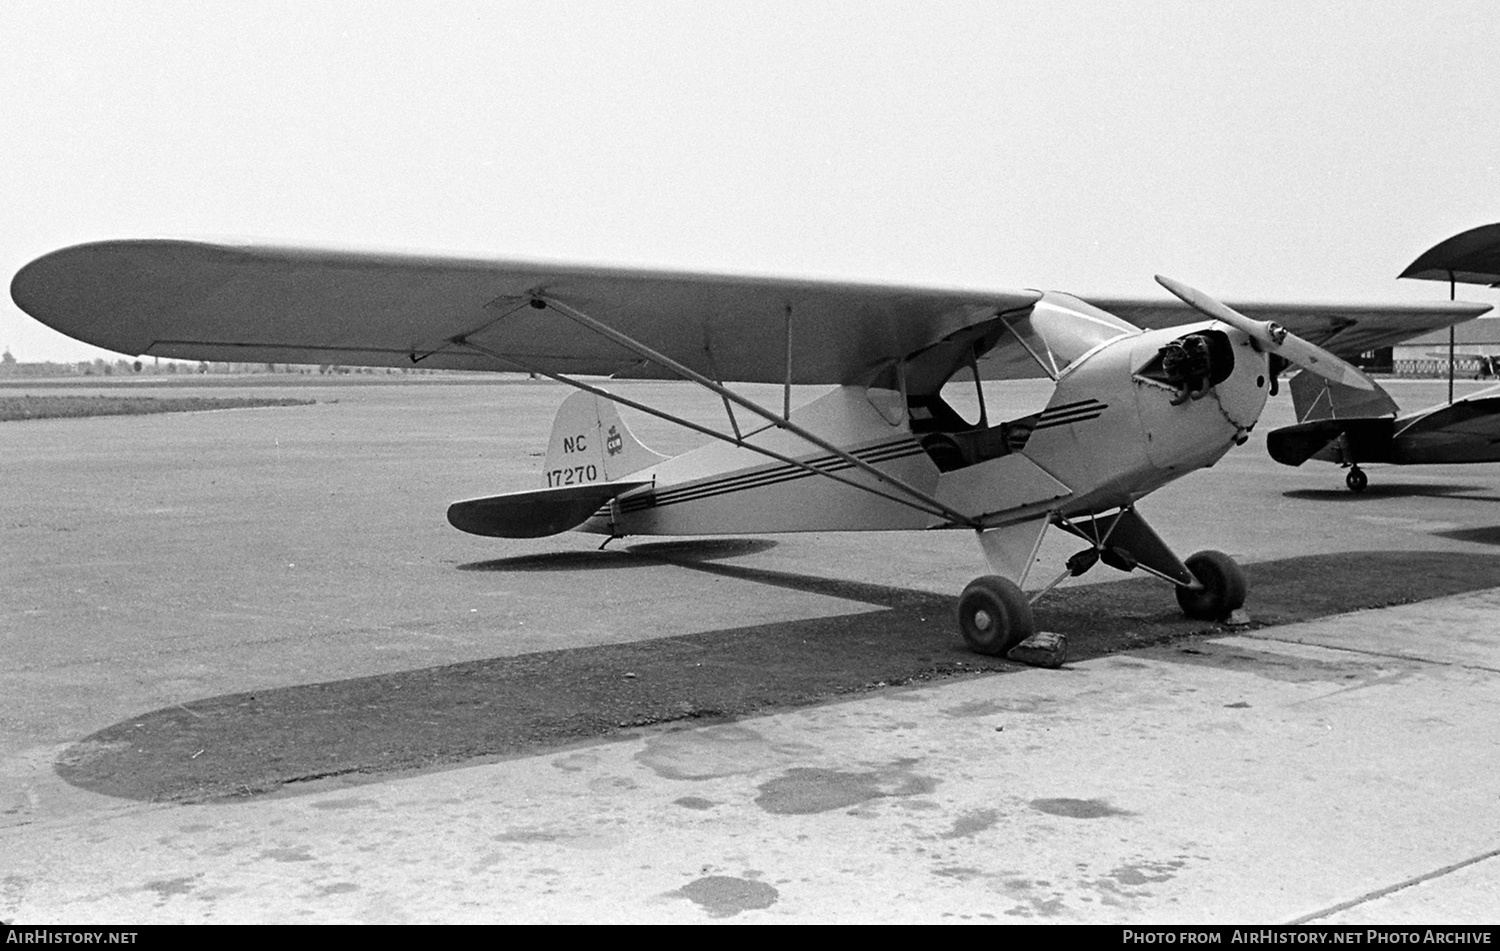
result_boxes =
[1174,550,1248,621]
[1346,467,1368,493]
[957,575,1036,656]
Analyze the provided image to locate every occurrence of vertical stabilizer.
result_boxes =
[542,390,668,487]
[1289,369,1399,423]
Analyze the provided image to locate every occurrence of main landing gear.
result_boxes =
[1345,465,1368,493]
[956,576,1035,656]
[957,508,1249,658]
[1174,549,1248,621]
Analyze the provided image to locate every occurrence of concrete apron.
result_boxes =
[4,590,1499,924]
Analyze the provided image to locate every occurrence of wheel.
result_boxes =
[1174,550,1248,621]
[1345,467,1368,493]
[957,575,1035,656]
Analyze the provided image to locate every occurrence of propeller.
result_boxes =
[1154,275,1376,391]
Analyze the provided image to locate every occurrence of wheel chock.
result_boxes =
[1007,631,1068,669]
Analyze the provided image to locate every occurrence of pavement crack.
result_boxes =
[1254,634,1500,674]
[1290,844,1500,924]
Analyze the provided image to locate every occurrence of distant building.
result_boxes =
[1390,317,1500,378]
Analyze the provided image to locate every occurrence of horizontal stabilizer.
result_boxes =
[447,481,649,538]
[1267,418,1395,467]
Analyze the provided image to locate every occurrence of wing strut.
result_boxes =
[1448,270,1456,406]
[784,303,794,420]
[970,352,988,427]
[701,342,744,441]
[448,335,980,528]
[516,295,981,528]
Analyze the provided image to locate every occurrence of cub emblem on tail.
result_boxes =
[544,389,668,485]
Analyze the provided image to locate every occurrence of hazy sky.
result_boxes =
[3,0,1497,361]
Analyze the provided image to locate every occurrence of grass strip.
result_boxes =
[0,395,314,421]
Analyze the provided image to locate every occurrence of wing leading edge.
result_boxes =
[10,239,1042,385]
[1085,297,1490,359]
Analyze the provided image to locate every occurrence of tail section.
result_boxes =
[447,390,667,539]
[448,480,651,537]
[1289,369,1399,423]
[1267,417,1395,467]
[1267,369,1401,468]
[543,390,667,487]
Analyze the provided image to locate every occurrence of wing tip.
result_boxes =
[10,243,157,356]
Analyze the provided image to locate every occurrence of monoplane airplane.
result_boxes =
[1268,222,1500,491]
[10,241,1488,656]
[1266,373,1500,491]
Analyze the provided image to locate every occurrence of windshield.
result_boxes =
[999,291,1139,379]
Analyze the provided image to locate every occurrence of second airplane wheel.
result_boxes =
[1346,467,1368,493]
[957,575,1035,656]
[1174,550,1248,621]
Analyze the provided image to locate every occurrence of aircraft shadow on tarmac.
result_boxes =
[1433,525,1500,547]
[55,550,1500,805]
[456,538,780,573]
[1283,483,1500,502]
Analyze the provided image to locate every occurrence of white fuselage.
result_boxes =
[587,320,1271,536]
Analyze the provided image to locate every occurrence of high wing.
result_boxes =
[1397,391,1500,445]
[15,239,1485,384]
[1084,297,1489,359]
[10,239,1044,385]
[1399,222,1500,287]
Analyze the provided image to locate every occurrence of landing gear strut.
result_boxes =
[956,575,1035,656]
[961,510,1252,658]
[1345,466,1368,493]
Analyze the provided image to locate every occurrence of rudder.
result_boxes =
[1289,369,1398,423]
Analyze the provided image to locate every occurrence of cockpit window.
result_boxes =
[999,292,1138,380]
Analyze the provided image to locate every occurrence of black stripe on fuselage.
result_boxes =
[622,444,925,512]
[646,438,921,502]
[1032,399,1108,431]
[618,438,925,513]
[1037,397,1105,418]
